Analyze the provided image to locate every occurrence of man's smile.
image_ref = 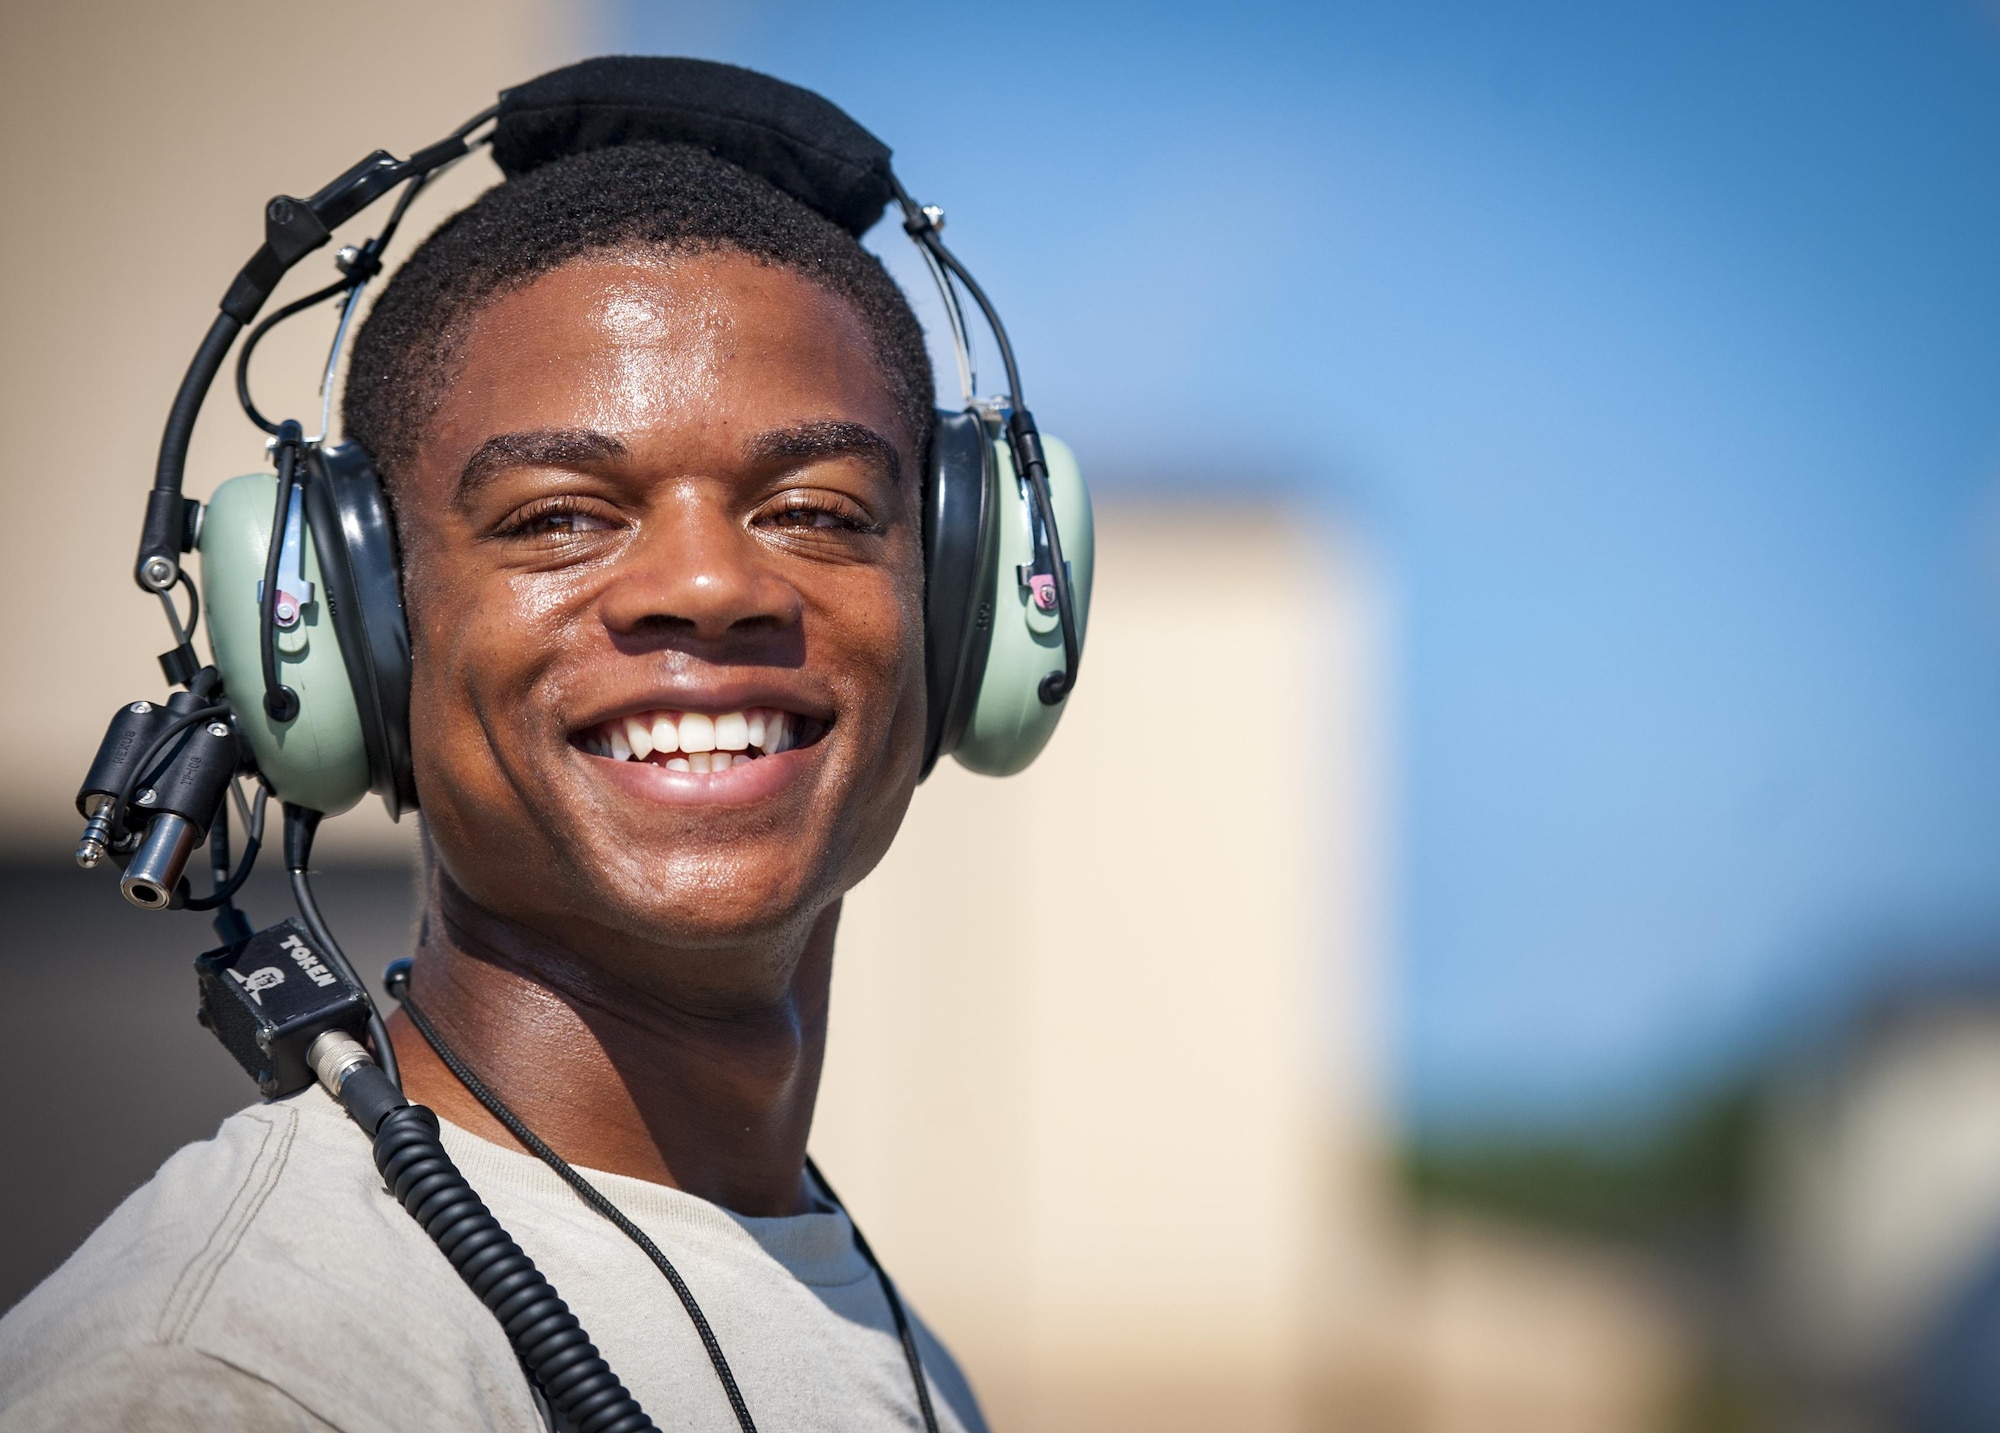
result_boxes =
[568,698,835,807]
[576,704,823,769]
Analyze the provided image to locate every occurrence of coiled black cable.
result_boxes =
[393,982,760,1433]
[362,1097,660,1433]
[392,974,943,1433]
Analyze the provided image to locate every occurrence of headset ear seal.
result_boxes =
[919,409,999,778]
[301,443,416,817]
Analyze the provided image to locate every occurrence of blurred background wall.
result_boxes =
[10,2,2000,1431]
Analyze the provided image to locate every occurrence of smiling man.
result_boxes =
[0,134,992,1432]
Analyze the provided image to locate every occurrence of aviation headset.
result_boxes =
[68,57,1093,1433]
[86,54,1090,888]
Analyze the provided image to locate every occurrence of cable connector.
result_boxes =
[308,1029,407,1134]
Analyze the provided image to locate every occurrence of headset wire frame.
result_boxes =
[889,179,1081,707]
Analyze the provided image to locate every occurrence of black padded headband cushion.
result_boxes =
[491,56,897,238]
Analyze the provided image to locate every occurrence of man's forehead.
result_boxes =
[409,252,914,493]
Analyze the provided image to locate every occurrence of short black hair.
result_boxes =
[342,142,933,487]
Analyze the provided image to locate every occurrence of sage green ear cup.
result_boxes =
[953,434,1093,776]
[198,473,372,814]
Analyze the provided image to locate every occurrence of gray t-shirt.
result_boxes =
[0,1087,987,1432]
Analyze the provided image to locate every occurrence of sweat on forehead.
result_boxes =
[341,142,934,493]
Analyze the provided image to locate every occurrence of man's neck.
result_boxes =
[385,871,837,1218]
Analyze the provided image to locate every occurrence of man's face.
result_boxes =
[393,250,928,995]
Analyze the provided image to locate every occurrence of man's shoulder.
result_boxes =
[1,1095,313,1366]
[0,1089,537,1433]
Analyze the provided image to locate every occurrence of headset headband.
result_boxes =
[491,57,897,238]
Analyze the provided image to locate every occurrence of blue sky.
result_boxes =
[609,0,2000,1130]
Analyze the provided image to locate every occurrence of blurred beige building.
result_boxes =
[0,4,1694,1430]
[0,0,583,858]
[821,507,1392,1431]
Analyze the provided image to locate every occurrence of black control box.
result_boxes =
[196,918,369,1097]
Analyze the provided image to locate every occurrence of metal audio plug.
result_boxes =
[75,700,170,870]
[75,795,115,869]
[120,811,201,908]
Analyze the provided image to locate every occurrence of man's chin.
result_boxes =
[552,839,835,950]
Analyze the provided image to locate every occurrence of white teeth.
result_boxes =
[591,707,804,765]
[678,712,716,752]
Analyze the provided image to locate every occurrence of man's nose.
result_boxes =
[597,489,802,645]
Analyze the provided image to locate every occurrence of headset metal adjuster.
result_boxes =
[1016,564,1059,612]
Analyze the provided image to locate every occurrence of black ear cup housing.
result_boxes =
[920,410,999,777]
[302,443,416,817]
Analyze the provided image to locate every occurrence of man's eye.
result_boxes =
[499,501,617,538]
[770,508,843,529]
[759,495,879,533]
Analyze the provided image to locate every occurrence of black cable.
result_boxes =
[186,782,266,912]
[153,569,201,655]
[803,1158,942,1433]
[259,425,303,723]
[396,987,945,1433]
[139,101,498,594]
[1015,449,1081,706]
[235,277,354,435]
[452,103,501,144]
[283,805,399,1089]
[372,168,433,254]
[891,182,1082,706]
[920,236,1081,704]
[354,1095,660,1433]
[235,157,450,440]
[207,793,230,886]
[393,988,760,1433]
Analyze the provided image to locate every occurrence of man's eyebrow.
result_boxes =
[747,421,902,485]
[454,429,629,505]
